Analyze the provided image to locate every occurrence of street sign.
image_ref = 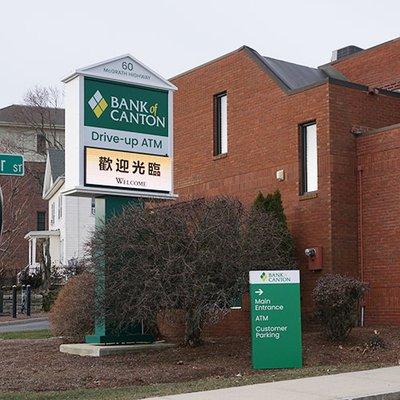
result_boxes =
[0,153,24,176]
[249,270,302,369]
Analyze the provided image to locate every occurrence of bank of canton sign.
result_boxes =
[62,54,177,198]
[249,270,302,370]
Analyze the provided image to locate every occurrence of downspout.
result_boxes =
[358,165,365,327]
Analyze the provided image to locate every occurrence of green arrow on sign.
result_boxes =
[0,154,24,176]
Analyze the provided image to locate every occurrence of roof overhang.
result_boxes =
[25,230,60,240]
[62,54,177,92]
[43,176,65,200]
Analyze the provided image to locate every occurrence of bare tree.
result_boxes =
[0,86,64,283]
[89,196,296,346]
[20,86,64,152]
[0,175,30,274]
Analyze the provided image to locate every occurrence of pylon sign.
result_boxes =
[62,54,177,199]
[249,270,302,369]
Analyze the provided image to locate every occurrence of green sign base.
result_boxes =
[86,333,154,345]
[85,195,154,345]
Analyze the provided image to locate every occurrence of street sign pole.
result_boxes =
[249,270,302,369]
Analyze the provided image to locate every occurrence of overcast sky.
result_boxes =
[1,0,399,108]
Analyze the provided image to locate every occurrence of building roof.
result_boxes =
[0,104,65,126]
[262,57,328,91]
[48,148,65,180]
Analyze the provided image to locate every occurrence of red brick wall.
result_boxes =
[357,125,400,325]
[157,293,250,341]
[170,47,400,330]
[332,38,400,89]
[171,48,331,315]
[328,86,400,283]
[0,161,47,280]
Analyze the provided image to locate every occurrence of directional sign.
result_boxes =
[0,154,24,176]
[249,270,302,369]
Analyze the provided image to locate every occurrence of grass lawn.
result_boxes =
[0,362,391,400]
[0,329,52,340]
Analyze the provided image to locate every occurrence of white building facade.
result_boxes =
[25,149,95,275]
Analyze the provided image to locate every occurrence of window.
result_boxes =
[300,122,318,194]
[36,133,46,154]
[214,92,228,155]
[37,211,46,231]
[57,196,62,219]
[51,202,55,225]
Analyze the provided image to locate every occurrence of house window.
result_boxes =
[37,133,46,154]
[214,92,228,155]
[37,211,46,231]
[300,122,318,194]
[57,196,62,219]
[51,202,55,225]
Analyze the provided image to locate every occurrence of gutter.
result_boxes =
[358,165,365,327]
[43,176,65,200]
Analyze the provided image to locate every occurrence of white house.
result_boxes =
[25,149,95,275]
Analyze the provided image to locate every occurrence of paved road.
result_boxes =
[0,319,49,333]
[145,366,400,400]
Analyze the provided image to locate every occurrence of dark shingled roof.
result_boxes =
[262,57,328,90]
[47,149,65,181]
[0,105,65,126]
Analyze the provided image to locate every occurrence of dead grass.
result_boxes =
[0,327,399,398]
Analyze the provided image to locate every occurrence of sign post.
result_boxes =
[62,55,177,344]
[249,270,302,369]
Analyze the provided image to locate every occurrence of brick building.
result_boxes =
[170,37,400,327]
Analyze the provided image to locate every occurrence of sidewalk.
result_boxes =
[0,316,49,332]
[145,366,400,400]
[0,316,48,326]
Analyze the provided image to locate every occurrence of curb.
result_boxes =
[352,391,400,400]
[0,317,48,327]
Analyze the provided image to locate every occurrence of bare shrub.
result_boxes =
[89,196,296,346]
[313,274,366,341]
[49,272,94,341]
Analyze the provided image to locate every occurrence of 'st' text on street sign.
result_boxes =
[0,154,24,176]
[249,270,302,369]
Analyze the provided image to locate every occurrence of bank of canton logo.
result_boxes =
[88,90,108,118]
[260,272,269,282]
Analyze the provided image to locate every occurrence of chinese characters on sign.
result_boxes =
[98,156,161,177]
[85,147,171,193]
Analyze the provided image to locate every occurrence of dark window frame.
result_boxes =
[37,211,46,231]
[299,121,317,195]
[213,91,227,156]
[36,133,46,155]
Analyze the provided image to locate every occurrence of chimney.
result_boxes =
[331,45,363,62]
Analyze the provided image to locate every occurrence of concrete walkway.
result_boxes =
[145,366,400,400]
[0,317,49,332]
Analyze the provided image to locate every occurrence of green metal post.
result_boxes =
[86,196,154,344]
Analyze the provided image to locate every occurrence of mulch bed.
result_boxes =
[0,327,399,392]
